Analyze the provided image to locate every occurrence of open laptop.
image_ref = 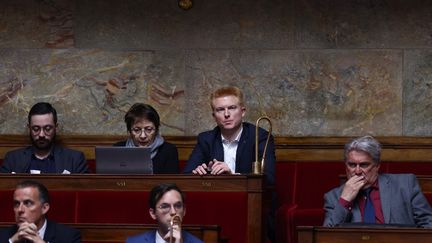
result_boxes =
[95,146,153,174]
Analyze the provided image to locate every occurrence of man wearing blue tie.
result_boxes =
[125,183,202,243]
[323,135,432,227]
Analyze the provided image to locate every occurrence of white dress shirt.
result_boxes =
[221,126,243,173]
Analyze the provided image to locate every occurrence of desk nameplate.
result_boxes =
[0,174,264,192]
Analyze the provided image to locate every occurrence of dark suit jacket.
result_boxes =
[183,122,276,185]
[323,173,432,227]
[113,141,179,174]
[0,145,88,174]
[0,219,81,243]
[126,230,203,243]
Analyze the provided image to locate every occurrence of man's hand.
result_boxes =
[208,159,232,175]
[340,175,366,202]
[163,224,182,243]
[192,162,211,175]
[192,159,232,175]
[10,222,45,243]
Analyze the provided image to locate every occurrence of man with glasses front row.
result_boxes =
[323,135,432,227]
[126,183,203,243]
[0,102,88,174]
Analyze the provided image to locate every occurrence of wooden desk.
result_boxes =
[0,223,220,243]
[0,174,264,243]
[297,226,432,243]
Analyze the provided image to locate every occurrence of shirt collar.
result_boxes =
[221,126,243,144]
[39,219,47,239]
[155,230,168,243]
[370,177,379,190]
[31,147,54,160]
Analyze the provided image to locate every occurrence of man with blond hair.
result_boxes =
[183,86,275,184]
[183,86,276,242]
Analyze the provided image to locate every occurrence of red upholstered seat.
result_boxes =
[76,191,149,224]
[275,161,345,243]
[185,192,248,243]
[0,190,77,223]
[275,162,296,206]
[0,190,14,222]
[48,191,77,223]
[75,191,247,242]
[385,161,432,175]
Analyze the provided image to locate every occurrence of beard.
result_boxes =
[31,133,55,151]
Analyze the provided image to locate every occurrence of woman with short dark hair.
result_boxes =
[114,103,179,173]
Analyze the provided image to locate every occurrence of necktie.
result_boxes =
[363,188,375,223]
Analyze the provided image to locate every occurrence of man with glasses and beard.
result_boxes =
[0,102,88,174]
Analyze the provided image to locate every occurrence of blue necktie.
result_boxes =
[363,188,375,223]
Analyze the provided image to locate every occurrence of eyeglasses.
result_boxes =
[30,125,55,134]
[156,202,183,214]
[346,162,374,169]
[131,127,156,136]
[214,105,239,114]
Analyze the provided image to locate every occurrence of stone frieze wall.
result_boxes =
[0,0,431,136]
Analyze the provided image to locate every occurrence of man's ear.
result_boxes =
[149,208,157,220]
[41,203,50,215]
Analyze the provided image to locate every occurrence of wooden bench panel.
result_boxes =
[0,174,263,243]
[297,226,432,243]
[0,223,221,243]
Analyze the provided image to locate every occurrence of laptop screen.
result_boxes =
[95,146,153,174]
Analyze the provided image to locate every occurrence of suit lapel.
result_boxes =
[22,147,33,172]
[213,132,224,161]
[235,126,248,171]
[43,220,55,242]
[378,174,391,223]
[52,146,63,173]
[352,203,362,222]
[147,230,157,242]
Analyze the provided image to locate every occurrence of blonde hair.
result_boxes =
[210,86,245,109]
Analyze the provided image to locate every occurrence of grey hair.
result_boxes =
[344,136,382,164]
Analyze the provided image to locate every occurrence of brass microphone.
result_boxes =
[253,116,272,174]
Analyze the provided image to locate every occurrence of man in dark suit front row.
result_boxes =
[324,135,432,227]
[0,180,81,243]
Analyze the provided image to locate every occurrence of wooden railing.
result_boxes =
[297,226,432,243]
[2,135,432,162]
[0,223,221,243]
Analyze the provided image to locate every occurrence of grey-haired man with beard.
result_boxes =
[0,102,88,174]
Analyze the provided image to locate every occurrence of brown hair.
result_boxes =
[124,103,160,133]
